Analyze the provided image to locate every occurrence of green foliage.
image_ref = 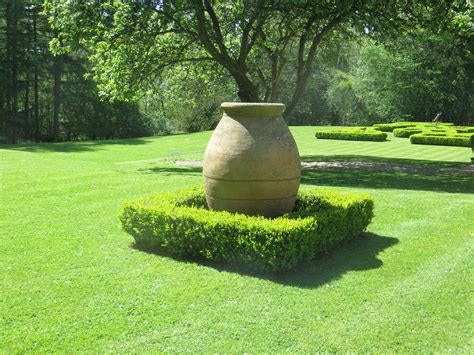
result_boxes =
[376,121,474,147]
[373,122,419,132]
[44,0,473,124]
[455,127,474,133]
[315,128,388,142]
[61,81,165,140]
[0,1,164,143]
[393,128,423,138]
[410,133,474,148]
[373,122,453,132]
[391,124,468,138]
[324,69,368,125]
[144,64,237,133]
[318,31,474,126]
[120,188,374,272]
[356,34,473,125]
[316,122,474,147]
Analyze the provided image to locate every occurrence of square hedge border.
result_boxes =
[120,188,374,272]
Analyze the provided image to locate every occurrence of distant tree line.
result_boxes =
[0,1,161,144]
[1,1,472,143]
[291,30,474,126]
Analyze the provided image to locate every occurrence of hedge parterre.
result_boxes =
[372,122,454,132]
[120,188,374,272]
[315,122,473,147]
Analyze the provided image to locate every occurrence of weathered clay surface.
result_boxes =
[203,102,301,217]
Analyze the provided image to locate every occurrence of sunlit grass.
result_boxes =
[1,128,473,352]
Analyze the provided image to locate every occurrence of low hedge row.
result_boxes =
[410,133,474,147]
[373,122,453,132]
[392,128,423,138]
[456,127,474,133]
[373,122,417,132]
[315,129,387,142]
[120,188,374,272]
[373,122,474,147]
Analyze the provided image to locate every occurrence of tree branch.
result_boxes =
[286,6,356,118]
[202,0,229,57]
[191,0,228,66]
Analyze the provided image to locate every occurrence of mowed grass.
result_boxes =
[1,127,473,352]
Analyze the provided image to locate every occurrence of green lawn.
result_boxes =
[1,127,473,352]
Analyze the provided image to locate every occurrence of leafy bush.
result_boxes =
[315,128,387,141]
[393,128,423,138]
[410,133,474,147]
[120,188,374,272]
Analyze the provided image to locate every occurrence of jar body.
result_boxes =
[203,103,301,217]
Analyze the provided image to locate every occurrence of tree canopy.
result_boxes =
[44,0,471,118]
[1,1,472,143]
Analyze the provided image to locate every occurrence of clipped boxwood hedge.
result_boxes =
[393,128,423,138]
[410,133,474,147]
[315,129,387,142]
[455,127,474,133]
[120,188,374,272]
[373,122,417,132]
[373,122,454,132]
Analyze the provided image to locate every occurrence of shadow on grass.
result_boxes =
[0,137,153,153]
[137,162,473,193]
[301,154,471,168]
[134,232,397,289]
[138,166,203,176]
[301,169,474,193]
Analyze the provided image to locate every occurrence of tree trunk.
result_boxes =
[227,65,260,102]
[52,54,63,142]
[6,0,19,144]
[33,5,40,142]
[24,73,30,139]
[284,69,311,119]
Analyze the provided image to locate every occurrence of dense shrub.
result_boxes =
[410,133,474,147]
[120,188,374,272]
[315,128,387,141]
[393,128,423,138]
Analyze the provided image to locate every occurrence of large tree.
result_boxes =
[44,0,470,118]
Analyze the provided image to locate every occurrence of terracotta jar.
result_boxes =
[203,102,301,217]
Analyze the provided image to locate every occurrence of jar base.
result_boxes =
[205,194,296,217]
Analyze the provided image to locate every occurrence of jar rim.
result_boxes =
[221,102,285,117]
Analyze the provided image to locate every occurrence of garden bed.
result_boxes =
[120,188,374,272]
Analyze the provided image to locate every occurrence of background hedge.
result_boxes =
[455,127,474,133]
[410,133,474,147]
[120,188,374,272]
[392,128,423,138]
[315,122,474,144]
[372,122,454,132]
[315,128,387,142]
